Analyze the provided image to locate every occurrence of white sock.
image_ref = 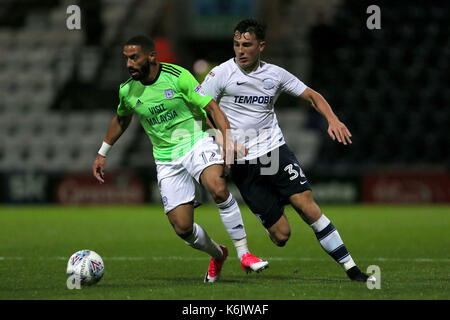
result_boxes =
[217,193,247,240]
[232,238,249,260]
[184,223,223,259]
[310,214,353,268]
[341,257,356,271]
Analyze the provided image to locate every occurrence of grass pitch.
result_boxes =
[0,204,448,300]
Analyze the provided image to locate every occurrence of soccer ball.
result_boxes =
[67,250,104,286]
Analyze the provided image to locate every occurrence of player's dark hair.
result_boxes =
[125,35,155,52]
[234,19,266,41]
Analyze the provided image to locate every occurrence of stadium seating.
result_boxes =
[0,0,135,172]
[1,0,446,175]
[308,0,448,172]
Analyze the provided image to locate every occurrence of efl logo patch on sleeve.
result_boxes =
[194,84,207,96]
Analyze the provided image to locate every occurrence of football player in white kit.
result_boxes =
[201,19,375,282]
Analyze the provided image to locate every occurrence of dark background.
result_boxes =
[0,0,448,204]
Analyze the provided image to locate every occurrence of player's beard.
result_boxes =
[130,61,150,80]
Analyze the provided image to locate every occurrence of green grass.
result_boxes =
[0,204,448,300]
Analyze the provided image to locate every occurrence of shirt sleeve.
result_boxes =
[278,67,308,96]
[200,66,224,102]
[116,84,133,116]
[178,68,212,110]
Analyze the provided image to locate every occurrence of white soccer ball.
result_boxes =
[67,250,104,286]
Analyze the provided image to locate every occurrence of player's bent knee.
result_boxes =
[274,239,288,247]
[272,237,288,247]
[278,241,287,247]
[269,229,290,247]
[276,232,290,247]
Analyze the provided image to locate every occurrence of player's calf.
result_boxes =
[173,225,194,239]
[266,214,291,247]
[266,228,289,247]
[201,165,229,203]
[290,191,322,225]
[208,184,229,203]
[167,204,195,238]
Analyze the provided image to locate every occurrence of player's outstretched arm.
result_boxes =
[92,114,132,183]
[299,87,352,145]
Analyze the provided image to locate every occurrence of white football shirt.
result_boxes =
[201,58,308,160]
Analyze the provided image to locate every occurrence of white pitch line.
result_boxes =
[0,257,449,262]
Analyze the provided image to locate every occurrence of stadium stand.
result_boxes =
[0,0,447,178]
[307,0,449,173]
[0,0,138,172]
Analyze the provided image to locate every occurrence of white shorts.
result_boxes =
[156,136,223,214]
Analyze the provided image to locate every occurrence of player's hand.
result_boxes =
[327,118,352,145]
[222,144,233,168]
[222,141,248,168]
[93,154,106,184]
[234,142,248,159]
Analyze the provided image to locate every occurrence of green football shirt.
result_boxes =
[117,63,213,161]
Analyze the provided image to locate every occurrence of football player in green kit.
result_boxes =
[92,35,268,282]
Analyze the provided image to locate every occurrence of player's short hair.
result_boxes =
[234,19,266,41]
[124,35,155,52]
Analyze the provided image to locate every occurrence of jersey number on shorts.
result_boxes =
[201,151,216,164]
[284,163,305,181]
